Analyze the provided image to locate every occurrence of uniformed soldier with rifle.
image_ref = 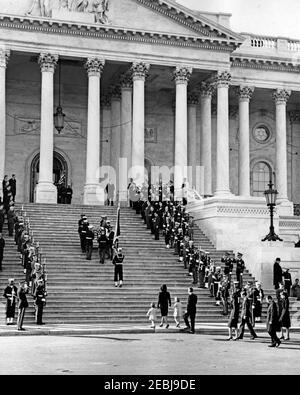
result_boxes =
[34,279,47,325]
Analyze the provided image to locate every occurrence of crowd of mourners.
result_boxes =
[1,176,47,330]
[126,180,300,347]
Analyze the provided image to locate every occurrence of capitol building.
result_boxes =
[1,0,300,286]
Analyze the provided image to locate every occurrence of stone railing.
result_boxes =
[237,33,300,56]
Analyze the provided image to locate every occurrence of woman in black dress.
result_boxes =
[227,285,240,340]
[279,292,291,340]
[157,284,171,329]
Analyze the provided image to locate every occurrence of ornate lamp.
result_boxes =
[54,60,65,133]
[262,181,283,242]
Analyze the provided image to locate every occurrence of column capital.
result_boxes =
[0,49,10,68]
[187,92,199,105]
[236,86,255,101]
[273,89,291,105]
[173,66,192,85]
[110,84,122,101]
[130,62,150,81]
[215,71,231,88]
[120,71,133,89]
[38,53,59,73]
[85,57,105,77]
[199,81,215,98]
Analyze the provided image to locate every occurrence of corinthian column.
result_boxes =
[0,48,9,199]
[199,82,214,197]
[236,86,254,197]
[35,53,58,204]
[173,66,192,200]
[131,62,150,187]
[214,71,232,197]
[187,93,198,189]
[83,57,105,205]
[110,85,121,199]
[273,89,291,203]
[119,73,133,204]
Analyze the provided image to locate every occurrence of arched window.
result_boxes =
[251,161,273,197]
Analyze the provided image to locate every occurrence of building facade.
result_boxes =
[1,0,300,284]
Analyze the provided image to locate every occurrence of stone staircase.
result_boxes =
[0,203,290,326]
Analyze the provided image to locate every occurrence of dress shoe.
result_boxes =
[268,344,276,348]
[276,340,281,347]
[251,335,258,340]
[285,337,290,341]
[18,328,25,331]
[226,337,233,341]
[159,323,163,327]
[166,324,169,329]
[279,336,284,340]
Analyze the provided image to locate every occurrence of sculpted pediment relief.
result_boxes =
[26,0,110,24]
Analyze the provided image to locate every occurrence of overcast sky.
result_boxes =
[178,0,300,39]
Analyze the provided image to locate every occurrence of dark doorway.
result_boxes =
[30,152,68,203]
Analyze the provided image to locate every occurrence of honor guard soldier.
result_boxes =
[85,225,95,261]
[65,185,73,204]
[78,215,87,252]
[80,218,89,253]
[34,279,47,325]
[3,278,17,325]
[98,228,108,264]
[106,224,115,260]
[113,247,125,288]
[152,212,160,240]
[222,252,234,282]
[0,233,5,271]
[0,203,4,233]
[234,252,245,289]
[17,281,29,331]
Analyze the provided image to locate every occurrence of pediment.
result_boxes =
[0,0,244,47]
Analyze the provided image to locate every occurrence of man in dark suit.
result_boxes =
[17,282,29,331]
[273,258,283,290]
[237,291,257,340]
[9,174,16,202]
[184,287,198,334]
[266,295,281,347]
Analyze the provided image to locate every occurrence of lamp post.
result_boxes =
[261,181,283,242]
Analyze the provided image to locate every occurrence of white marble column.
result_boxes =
[236,86,254,197]
[110,85,121,200]
[119,73,133,204]
[83,57,105,206]
[214,71,232,197]
[273,89,291,203]
[131,62,150,187]
[35,53,58,204]
[200,82,214,197]
[173,66,192,200]
[187,93,198,189]
[100,95,111,168]
[0,48,9,200]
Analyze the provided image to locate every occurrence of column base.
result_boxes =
[276,199,294,216]
[35,182,57,204]
[83,184,105,206]
[213,190,234,198]
[118,190,129,207]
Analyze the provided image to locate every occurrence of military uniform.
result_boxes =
[34,283,47,325]
[3,283,17,324]
[0,235,5,271]
[98,231,108,264]
[85,227,95,260]
[234,254,245,289]
[113,249,125,287]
